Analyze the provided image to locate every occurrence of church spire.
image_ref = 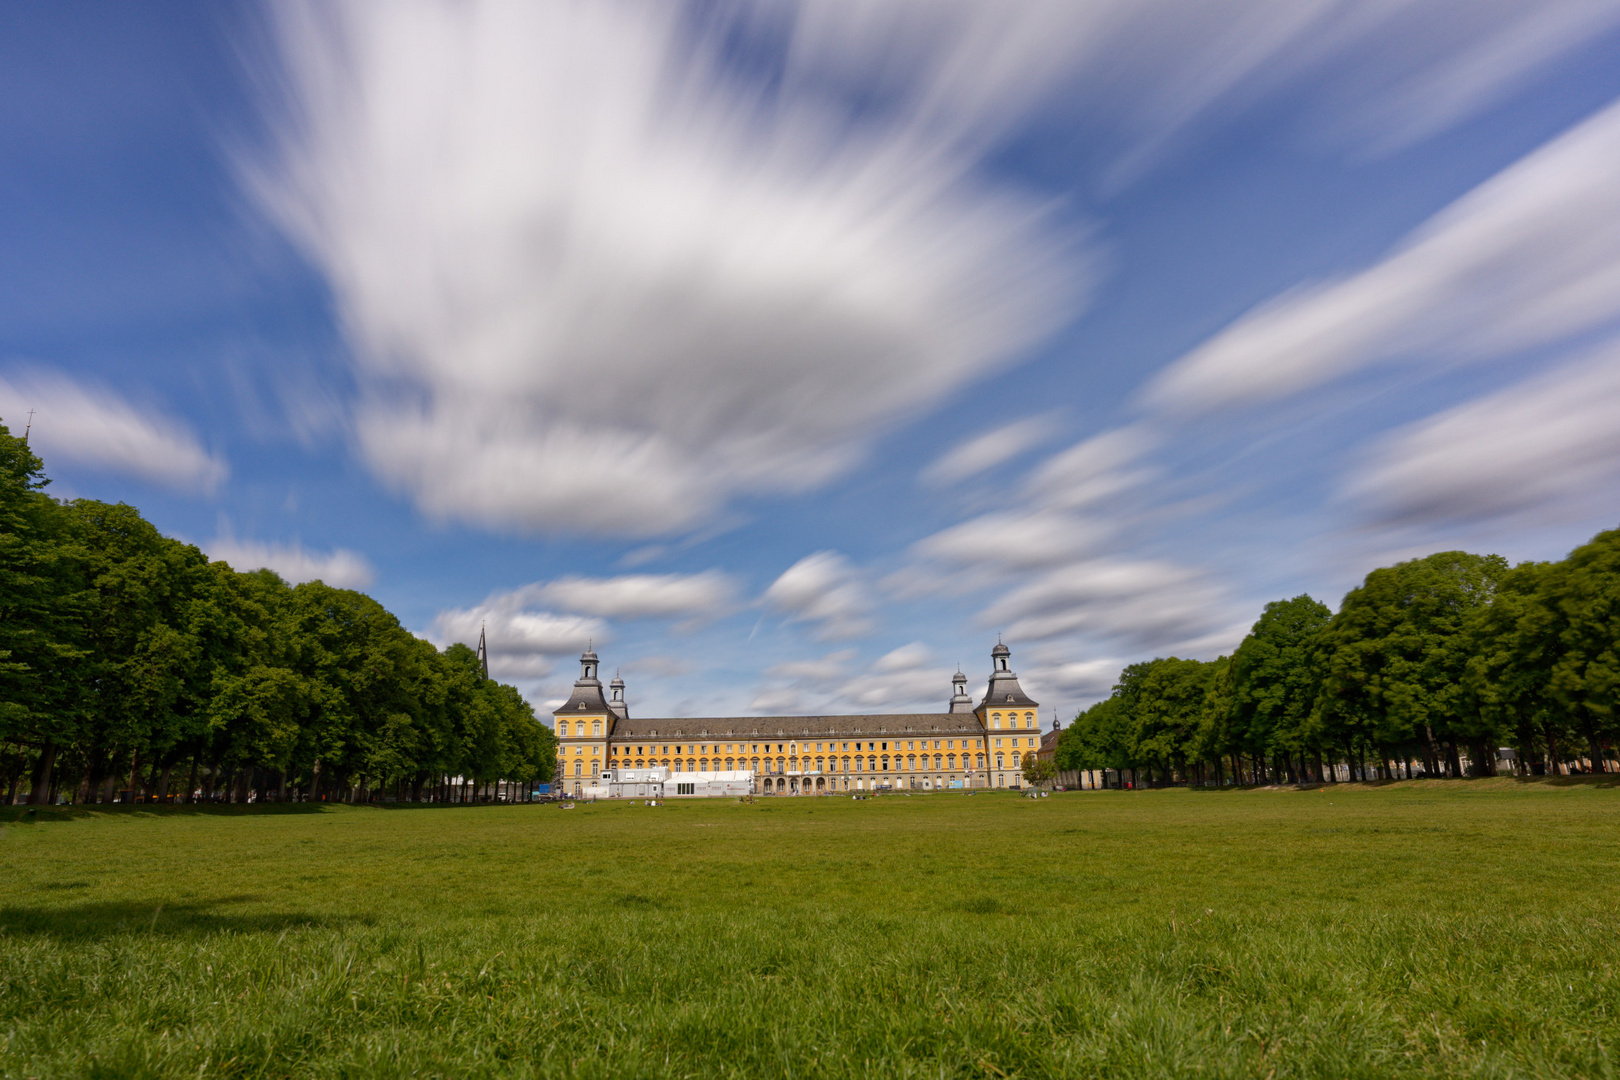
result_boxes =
[476,623,489,680]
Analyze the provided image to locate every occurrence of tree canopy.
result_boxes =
[1057,540,1619,786]
[0,418,554,805]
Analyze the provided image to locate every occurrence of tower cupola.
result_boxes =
[553,646,614,718]
[609,671,629,720]
[977,641,1038,715]
[949,669,973,713]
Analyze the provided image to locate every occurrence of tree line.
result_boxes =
[1,419,556,806]
[1055,534,1620,786]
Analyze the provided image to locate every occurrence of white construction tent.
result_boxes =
[594,767,754,799]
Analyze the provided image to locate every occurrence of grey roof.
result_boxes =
[978,670,1039,711]
[607,712,986,740]
[554,680,613,716]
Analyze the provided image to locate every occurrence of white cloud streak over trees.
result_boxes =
[0,369,228,494]
[205,536,375,589]
[1346,342,1620,527]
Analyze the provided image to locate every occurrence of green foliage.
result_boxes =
[1228,595,1330,765]
[1064,536,1620,784]
[3,785,1619,1078]
[0,429,545,805]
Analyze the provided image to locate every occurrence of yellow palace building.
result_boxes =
[551,643,1042,796]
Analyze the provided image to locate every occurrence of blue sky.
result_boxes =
[6,1,1620,724]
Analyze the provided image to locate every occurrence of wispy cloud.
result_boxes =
[0,368,228,494]
[763,551,875,641]
[920,416,1059,485]
[520,572,738,621]
[205,536,374,589]
[1144,95,1620,416]
[1346,341,1620,528]
[249,0,1093,538]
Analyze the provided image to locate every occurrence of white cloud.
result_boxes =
[1024,426,1157,511]
[1145,95,1620,415]
[521,571,737,620]
[250,0,1090,538]
[914,510,1116,573]
[0,369,227,494]
[763,551,875,640]
[206,536,375,589]
[765,650,857,683]
[920,416,1058,485]
[980,558,1228,646]
[1346,343,1620,527]
[751,641,951,713]
[431,593,606,684]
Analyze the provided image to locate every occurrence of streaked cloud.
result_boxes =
[205,536,374,590]
[763,551,875,641]
[0,369,227,494]
[1145,95,1620,416]
[920,416,1058,485]
[750,641,951,714]
[432,601,606,678]
[521,571,738,620]
[1346,343,1620,528]
[980,557,1228,646]
[249,0,1091,538]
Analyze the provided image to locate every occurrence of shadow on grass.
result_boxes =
[0,800,539,824]
[1118,774,1620,794]
[0,895,353,941]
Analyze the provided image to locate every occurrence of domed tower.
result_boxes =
[551,647,614,795]
[976,642,1039,790]
[948,669,973,713]
[609,672,629,721]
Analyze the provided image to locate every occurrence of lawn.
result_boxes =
[1,780,1617,1078]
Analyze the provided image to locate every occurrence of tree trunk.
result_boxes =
[27,743,57,805]
[1446,741,1463,778]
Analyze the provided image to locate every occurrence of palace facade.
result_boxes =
[551,643,1042,796]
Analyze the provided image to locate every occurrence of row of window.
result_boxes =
[569,736,1036,757]
[557,718,1037,742]
[601,752,1032,774]
[988,712,1037,729]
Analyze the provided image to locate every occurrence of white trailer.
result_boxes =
[668,771,754,797]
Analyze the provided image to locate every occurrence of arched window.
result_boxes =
[673,760,681,772]
[1024,712,1034,726]
[841,756,850,772]
[776,757,785,773]
[726,757,735,770]
[991,713,1001,728]
[906,755,915,771]
[976,754,985,769]
[574,761,582,776]
[947,754,956,769]
[558,721,569,738]
[816,756,825,772]
[592,720,602,736]
[751,757,760,772]
[934,755,942,770]
[996,754,1004,770]
[881,756,890,771]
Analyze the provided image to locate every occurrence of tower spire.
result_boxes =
[476,623,489,680]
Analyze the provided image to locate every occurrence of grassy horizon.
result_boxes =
[3,779,1617,1077]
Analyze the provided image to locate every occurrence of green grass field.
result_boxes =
[2,781,1617,1078]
